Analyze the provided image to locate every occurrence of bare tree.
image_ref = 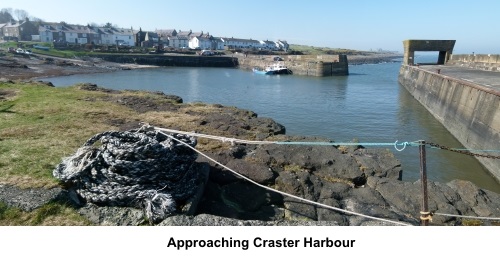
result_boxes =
[29,16,44,22]
[14,9,29,21]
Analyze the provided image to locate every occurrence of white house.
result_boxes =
[95,26,135,46]
[39,22,65,43]
[99,29,115,45]
[65,24,90,44]
[189,36,212,49]
[259,40,278,50]
[212,37,225,50]
[276,40,289,51]
[221,37,261,49]
[110,27,135,46]
[169,35,189,48]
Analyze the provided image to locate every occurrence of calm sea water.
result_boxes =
[45,58,500,193]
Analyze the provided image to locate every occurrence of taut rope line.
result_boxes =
[157,129,413,226]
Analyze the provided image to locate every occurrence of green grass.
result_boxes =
[0,81,280,225]
[0,83,133,188]
[0,82,228,188]
[0,201,91,226]
[289,44,371,55]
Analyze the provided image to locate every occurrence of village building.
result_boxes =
[1,18,38,41]
[0,23,6,38]
[12,20,289,52]
[221,37,261,50]
[38,22,135,46]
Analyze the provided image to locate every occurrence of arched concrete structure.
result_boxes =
[403,40,456,65]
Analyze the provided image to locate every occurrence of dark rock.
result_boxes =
[447,180,500,219]
[0,78,14,83]
[181,163,210,215]
[0,184,74,211]
[342,187,416,226]
[78,203,146,226]
[225,159,276,185]
[159,213,340,226]
[370,177,421,220]
[34,80,54,87]
[196,180,247,219]
[317,182,351,224]
[221,181,281,212]
[353,148,402,179]
[149,91,183,103]
[276,171,323,221]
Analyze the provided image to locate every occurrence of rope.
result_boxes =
[53,128,202,224]
[419,211,433,222]
[153,126,419,151]
[154,127,276,145]
[432,212,500,221]
[157,129,413,226]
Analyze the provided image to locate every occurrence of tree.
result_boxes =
[13,9,29,21]
[104,22,113,28]
[0,8,13,23]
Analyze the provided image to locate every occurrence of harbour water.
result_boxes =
[45,59,500,193]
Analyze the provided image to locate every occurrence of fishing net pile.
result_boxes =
[53,126,200,224]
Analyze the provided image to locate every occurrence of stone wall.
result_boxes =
[448,54,500,72]
[96,54,239,68]
[237,54,348,76]
[398,65,500,182]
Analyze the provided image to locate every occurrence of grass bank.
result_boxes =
[1,81,240,224]
[0,81,256,188]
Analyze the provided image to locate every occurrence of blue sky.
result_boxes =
[2,0,499,54]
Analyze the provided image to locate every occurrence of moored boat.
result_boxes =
[253,62,292,75]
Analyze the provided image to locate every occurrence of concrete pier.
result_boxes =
[399,57,500,182]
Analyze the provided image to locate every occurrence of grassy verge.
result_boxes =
[0,81,235,188]
[289,44,372,55]
[0,201,91,226]
[0,83,123,188]
[0,80,244,225]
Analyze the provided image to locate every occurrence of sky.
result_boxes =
[2,0,499,54]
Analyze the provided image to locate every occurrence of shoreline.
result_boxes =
[0,53,159,81]
[0,52,401,81]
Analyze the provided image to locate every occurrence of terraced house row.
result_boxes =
[0,18,289,51]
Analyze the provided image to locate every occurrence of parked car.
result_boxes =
[200,50,214,56]
[16,48,25,54]
[8,47,15,53]
[24,49,32,55]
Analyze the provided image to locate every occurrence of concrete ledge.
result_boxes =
[398,65,500,182]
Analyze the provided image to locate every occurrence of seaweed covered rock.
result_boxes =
[53,126,203,224]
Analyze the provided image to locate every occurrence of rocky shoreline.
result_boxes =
[1,54,499,226]
[0,52,402,81]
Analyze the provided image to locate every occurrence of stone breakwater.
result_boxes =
[1,84,499,226]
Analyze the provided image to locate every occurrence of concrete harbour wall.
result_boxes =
[448,54,500,72]
[96,54,239,68]
[398,65,500,182]
[237,54,349,76]
[97,53,349,76]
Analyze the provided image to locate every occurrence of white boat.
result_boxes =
[253,62,292,75]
